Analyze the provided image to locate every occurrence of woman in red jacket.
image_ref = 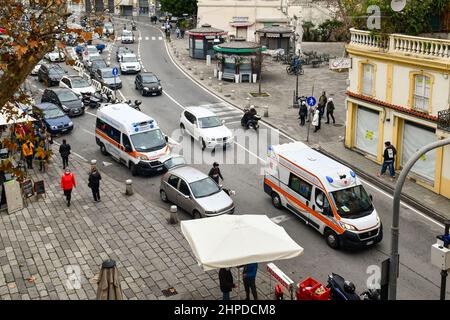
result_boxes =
[61,168,76,207]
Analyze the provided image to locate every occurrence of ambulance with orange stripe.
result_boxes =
[264,142,383,249]
[95,104,171,176]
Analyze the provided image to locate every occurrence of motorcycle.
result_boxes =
[240,107,261,131]
[131,22,137,31]
[327,273,380,300]
[126,99,142,111]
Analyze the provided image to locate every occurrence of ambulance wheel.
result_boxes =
[271,192,282,209]
[99,143,108,156]
[130,162,138,176]
[160,190,168,202]
[325,229,340,249]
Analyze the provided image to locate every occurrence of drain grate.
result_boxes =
[162,287,178,297]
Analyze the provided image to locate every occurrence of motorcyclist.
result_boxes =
[241,106,259,129]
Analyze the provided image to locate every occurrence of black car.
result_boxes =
[41,88,85,117]
[37,64,67,87]
[89,60,108,77]
[32,103,73,135]
[135,72,162,96]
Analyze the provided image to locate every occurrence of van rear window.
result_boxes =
[288,173,312,201]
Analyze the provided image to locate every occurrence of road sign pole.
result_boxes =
[305,84,316,143]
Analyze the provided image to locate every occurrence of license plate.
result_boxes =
[61,129,67,132]
[156,167,163,171]
[152,93,157,96]
[366,240,374,246]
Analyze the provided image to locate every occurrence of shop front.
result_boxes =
[187,24,227,60]
[255,25,293,53]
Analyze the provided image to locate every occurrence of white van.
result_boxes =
[95,104,171,176]
[264,142,382,249]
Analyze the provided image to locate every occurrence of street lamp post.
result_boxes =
[389,137,450,300]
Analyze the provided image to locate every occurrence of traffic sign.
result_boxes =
[307,96,316,107]
[112,67,119,77]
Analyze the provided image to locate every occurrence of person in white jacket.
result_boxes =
[312,108,320,132]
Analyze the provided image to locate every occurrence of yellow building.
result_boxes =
[345,28,450,198]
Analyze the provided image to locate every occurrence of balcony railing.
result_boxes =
[349,28,450,60]
[438,109,450,132]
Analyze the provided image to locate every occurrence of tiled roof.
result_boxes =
[188,24,225,34]
[256,26,293,34]
[347,91,438,122]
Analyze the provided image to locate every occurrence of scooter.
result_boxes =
[126,99,142,111]
[241,108,261,131]
[327,273,381,300]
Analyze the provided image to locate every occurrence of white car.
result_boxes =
[180,107,234,150]
[31,61,44,76]
[45,49,66,62]
[59,75,96,95]
[119,53,141,74]
[121,30,135,44]
[103,22,114,35]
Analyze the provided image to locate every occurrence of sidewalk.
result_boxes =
[167,36,450,222]
[0,148,275,300]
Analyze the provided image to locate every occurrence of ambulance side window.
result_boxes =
[315,188,332,216]
[96,118,120,143]
[288,173,312,201]
[122,134,132,151]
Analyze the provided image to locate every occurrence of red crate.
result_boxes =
[296,277,330,300]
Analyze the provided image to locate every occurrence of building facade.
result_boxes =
[345,28,450,198]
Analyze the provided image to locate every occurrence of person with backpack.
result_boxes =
[377,141,397,181]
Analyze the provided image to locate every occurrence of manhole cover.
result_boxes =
[333,123,344,127]
[249,92,270,97]
[162,287,178,297]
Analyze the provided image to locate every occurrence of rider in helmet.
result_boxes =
[241,106,258,129]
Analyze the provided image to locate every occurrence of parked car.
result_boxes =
[180,107,234,150]
[89,60,108,78]
[44,48,66,62]
[116,46,131,62]
[84,54,104,70]
[41,88,85,117]
[37,63,67,87]
[103,22,114,35]
[81,45,100,63]
[135,72,162,96]
[121,30,134,44]
[59,75,96,95]
[93,67,122,89]
[32,102,73,135]
[160,165,235,218]
[31,61,44,76]
[119,53,141,74]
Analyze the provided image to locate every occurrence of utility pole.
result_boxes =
[389,137,450,300]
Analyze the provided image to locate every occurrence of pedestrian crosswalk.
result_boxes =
[116,36,163,41]
[193,102,243,125]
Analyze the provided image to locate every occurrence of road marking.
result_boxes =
[82,128,95,136]
[158,36,162,40]
[85,111,96,117]
[151,36,155,41]
[270,215,291,224]
[103,161,113,167]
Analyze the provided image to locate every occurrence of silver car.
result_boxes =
[160,164,235,218]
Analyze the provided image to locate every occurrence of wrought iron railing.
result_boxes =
[438,109,450,132]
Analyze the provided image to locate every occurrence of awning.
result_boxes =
[181,214,304,271]
[230,22,254,27]
[188,32,227,37]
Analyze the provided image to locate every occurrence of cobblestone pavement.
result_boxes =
[167,36,450,220]
[0,147,275,300]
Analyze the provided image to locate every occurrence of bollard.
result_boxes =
[187,62,191,70]
[168,205,179,224]
[214,68,218,78]
[208,77,212,86]
[193,67,198,75]
[245,97,251,108]
[200,71,204,80]
[218,82,223,93]
[218,71,223,81]
[206,55,211,66]
[231,89,235,100]
[263,105,269,117]
[234,74,240,84]
[125,179,133,196]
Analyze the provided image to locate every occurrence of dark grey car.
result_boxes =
[41,88,85,117]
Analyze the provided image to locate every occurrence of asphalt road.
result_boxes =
[26,19,447,300]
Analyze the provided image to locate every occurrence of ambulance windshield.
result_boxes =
[330,185,373,218]
[130,129,166,152]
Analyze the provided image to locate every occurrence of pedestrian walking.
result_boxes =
[175,27,180,39]
[318,91,327,119]
[180,28,185,39]
[243,263,258,300]
[298,101,308,126]
[165,27,171,41]
[22,139,34,169]
[219,268,235,300]
[36,140,49,172]
[59,139,71,169]
[377,141,397,181]
[61,168,76,207]
[312,108,320,132]
[88,167,102,202]
[325,97,336,124]
[208,162,224,184]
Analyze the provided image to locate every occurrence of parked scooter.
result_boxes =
[327,273,380,300]
[126,99,142,111]
[241,107,261,131]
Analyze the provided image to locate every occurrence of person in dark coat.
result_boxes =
[377,141,397,181]
[59,139,71,169]
[219,268,235,300]
[318,91,327,119]
[325,97,336,124]
[243,263,258,300]
[298,101,308,126]
[208,162,223,184]
[88,167,102,202]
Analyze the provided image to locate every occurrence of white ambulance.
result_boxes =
[95,104,171,176]
[264,142,382,249]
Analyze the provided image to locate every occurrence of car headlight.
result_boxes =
[68,121,73,126]
[144,87,149,91]
[158,86,162,89]
[138,155,148,161]
[51,125,58,130]
[376,215,380,225]
[61,105,69,111]
[340,222,357,231]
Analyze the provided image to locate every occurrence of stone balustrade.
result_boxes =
[349,28,450,60]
